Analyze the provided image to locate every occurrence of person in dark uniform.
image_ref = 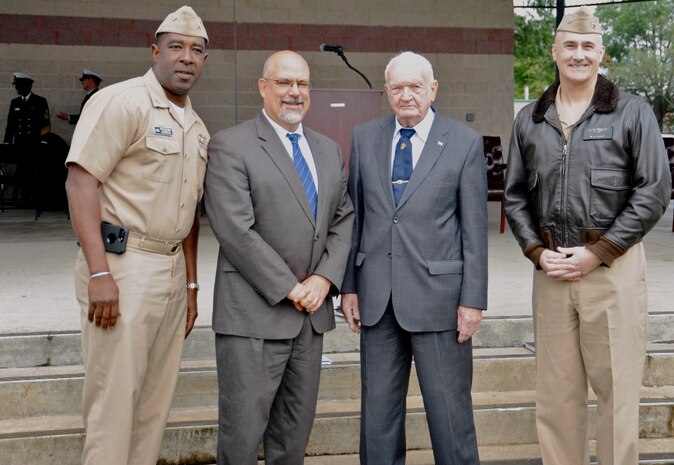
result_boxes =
[3,72,51,206]
[4,72,50,144]
[57,69,102,125]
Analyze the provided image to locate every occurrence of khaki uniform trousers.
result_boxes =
[75,245,187,465]
[533,243,647,465]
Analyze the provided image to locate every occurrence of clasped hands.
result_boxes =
[287,275,331,314]
[539,246,601,281]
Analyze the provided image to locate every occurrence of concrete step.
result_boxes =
[2,391,674,464]
[300,440,674,465]
[3,312,674,368]
[3,345,674,420]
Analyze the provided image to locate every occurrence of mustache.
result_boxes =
[282,97,304,105]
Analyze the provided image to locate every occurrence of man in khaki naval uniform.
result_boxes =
[64,7,209,465]
[505,9,670,465]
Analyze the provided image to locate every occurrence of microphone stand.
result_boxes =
[336,50,372,89]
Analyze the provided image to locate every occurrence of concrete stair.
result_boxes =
[2,317,674,464]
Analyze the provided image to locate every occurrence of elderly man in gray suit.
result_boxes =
[341,51,488,465]
[205,50,354,465]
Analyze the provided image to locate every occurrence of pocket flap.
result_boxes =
[146,136,180,155]
[427,260,463,275]
[591,169,631,190]
[221,261,239,272]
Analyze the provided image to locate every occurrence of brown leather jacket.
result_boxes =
[505,75,671,267]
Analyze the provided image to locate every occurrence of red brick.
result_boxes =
[0,13,512,55]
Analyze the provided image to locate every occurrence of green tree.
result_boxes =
[514,2,556,100]
[597,1,674,131]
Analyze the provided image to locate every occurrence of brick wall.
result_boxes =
[0,0,514,147]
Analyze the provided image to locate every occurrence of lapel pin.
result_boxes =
[437,141,444,146]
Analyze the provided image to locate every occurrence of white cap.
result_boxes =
[80,69,103,82]
[12,72,35,83]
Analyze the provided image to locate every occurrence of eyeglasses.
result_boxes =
[263,78,312,92]
[387,82,426,96]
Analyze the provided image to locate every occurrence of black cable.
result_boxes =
[515,0,657,8]
[337,52,372,89]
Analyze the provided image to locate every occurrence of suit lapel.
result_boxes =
[396,116,449,209]
[255,113,316,224]
[377,117,396,204]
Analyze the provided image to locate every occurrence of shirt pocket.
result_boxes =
[142,136,181,183]
[590,168,632,225]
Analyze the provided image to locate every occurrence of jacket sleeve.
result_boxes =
[600,100,671,256]
[504,111,545,266]
[457,134,489,310]
[313,144,355,295]
[340,126,363,294]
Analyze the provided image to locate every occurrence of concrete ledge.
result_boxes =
[4,313,674,369]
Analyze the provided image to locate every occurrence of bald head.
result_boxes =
[262,51,309,80]
[259,50,312,132]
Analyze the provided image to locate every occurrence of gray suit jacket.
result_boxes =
[342,113,488,331]
[205,111,354,340]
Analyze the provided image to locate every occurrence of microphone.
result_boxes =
[319,44,344,54]
[318,43,372,89]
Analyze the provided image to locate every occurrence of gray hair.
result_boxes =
[384,51,435,83]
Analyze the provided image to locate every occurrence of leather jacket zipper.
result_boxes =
[561,142,569,247]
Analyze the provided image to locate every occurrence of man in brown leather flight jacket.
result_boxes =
[504,8,670,465]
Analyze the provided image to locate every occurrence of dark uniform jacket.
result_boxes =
[4,93,51,144]
[67,88,99,125]
[505,75,671,267]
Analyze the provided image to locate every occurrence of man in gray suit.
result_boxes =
[341,51,488,465]
[205,50,354,465]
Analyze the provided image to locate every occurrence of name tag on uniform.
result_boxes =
[153,126,173,137]
[583,126,613,140]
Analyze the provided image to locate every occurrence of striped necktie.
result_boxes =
[391,128,415,205]
[287,133,318,219]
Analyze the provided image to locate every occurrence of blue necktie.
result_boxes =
[391,128,415,205]
[287,133,318,219]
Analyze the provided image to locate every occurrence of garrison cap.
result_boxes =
[12,72,34,83]
[155,6,208,44]
[80,69,103,83]
[557,7,602,35]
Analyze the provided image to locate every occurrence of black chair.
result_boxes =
[663,135,674,232]
[0,144,23,214]
[0,136,69,220]
[483,136,506,234]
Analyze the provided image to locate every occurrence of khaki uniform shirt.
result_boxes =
[66,69,209,241]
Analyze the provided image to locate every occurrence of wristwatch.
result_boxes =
[186,282,200,291]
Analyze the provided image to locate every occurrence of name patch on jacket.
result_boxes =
[583,126,613,140]
[153,126,173,137]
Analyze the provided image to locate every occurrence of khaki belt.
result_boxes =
[127,231,182,255]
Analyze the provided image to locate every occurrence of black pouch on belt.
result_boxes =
[101,221,128,254]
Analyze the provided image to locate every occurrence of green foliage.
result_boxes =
[514,1,556,100]
[597,1,674,130]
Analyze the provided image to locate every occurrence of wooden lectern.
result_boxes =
[304,89,383,172]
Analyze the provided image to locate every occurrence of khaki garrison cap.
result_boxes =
[557,7,602,34]
[155,5,208,44]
